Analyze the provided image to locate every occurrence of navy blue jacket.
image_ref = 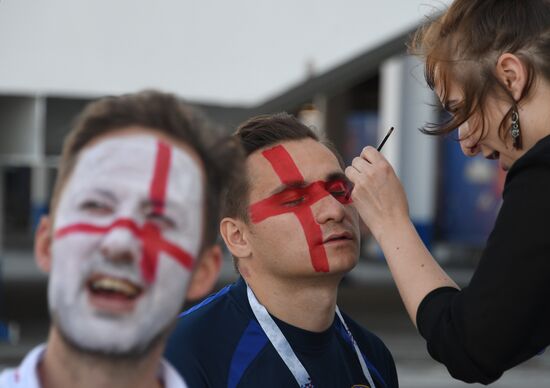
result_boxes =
[165,278,398,388]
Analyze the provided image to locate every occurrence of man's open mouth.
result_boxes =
[87,274,143,300]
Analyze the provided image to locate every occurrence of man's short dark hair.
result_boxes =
[222,112,343,224]
[52,89,242,250]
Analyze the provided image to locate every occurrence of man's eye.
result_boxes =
[278,188,307,207]
[330,189,347,197]
[325,180,353,204]
[327,181,350,197]
[282,197,305,207]
[147,213,176,229]
[80,200,112,214]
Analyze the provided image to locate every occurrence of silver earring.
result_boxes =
[510,110,522,149]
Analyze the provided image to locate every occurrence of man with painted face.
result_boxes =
[0,90,238,388]
[165,113,398,388]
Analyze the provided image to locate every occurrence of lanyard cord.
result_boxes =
[335,306,376,388]
[247,285,376,388]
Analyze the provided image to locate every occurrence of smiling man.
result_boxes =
[165,113,398,388]
[0,91,239,388]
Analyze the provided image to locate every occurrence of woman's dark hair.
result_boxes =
[409,0,550,146]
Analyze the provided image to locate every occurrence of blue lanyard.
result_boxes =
[247,285,376,388]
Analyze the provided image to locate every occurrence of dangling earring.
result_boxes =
[510,109,522,149]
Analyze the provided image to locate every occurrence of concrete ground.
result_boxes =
[2,253,549,387]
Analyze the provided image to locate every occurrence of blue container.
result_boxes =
[343,112,379,165]
[438,135,504,245]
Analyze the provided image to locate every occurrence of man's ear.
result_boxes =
[186,245,222,301]
[34,216,53,273]
[219,217,252,260]
[496,53,528,101]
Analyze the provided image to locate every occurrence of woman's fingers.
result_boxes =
[351,156,371,173]
[345,165,360,181]
[360,145,385,163]
[345,146,409,239]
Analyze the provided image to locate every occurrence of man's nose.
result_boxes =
[100,227,141,264]
[314,193,346,225]
[458,123,481,157]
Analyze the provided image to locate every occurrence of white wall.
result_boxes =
[379,55,438,242]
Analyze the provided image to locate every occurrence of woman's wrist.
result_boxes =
[371,214,414,245]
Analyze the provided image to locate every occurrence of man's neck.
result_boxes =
[245,272,342,332]
[38,327,164,388]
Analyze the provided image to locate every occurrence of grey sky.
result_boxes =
[0,0,451,105]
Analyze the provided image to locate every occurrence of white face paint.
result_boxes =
[49,133,204,356]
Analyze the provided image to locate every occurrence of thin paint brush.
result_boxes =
[377,126,395,151]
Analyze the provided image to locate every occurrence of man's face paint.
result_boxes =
[248,144,353,272]
[49,133,204,356]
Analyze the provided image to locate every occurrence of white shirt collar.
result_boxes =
[0,344,187,388]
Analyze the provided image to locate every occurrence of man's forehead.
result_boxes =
[66,134,203,197]
[78,134,196,170]
[246,139,342,193]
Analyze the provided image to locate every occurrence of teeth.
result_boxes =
[90,278,140,297]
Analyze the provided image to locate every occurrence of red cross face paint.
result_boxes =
[247,140,359,274]
[49,132,204,356]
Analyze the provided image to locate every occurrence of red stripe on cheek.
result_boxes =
[141,140,172,281]
[140,223,194,282]
[295,207,329,272]
[140,223,162,284]
[149,141,172,214]
[248,198,285,224]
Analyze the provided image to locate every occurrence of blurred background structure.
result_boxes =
[1,1,548,386]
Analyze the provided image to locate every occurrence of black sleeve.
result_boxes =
[416,161,550,384]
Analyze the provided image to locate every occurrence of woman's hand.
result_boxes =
[346,146,458,324]
[345,146,410,241]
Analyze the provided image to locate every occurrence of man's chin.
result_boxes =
[314,257,357,278]
[52,315,166,361]
[325,248,359,271]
